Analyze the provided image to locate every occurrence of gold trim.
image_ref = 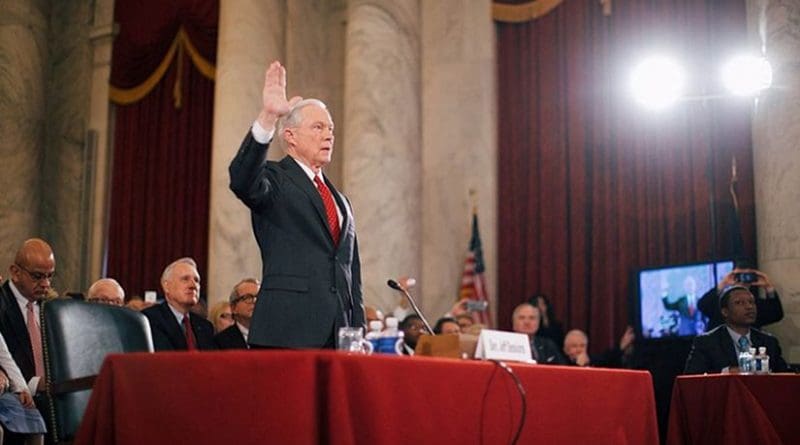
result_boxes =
[110,27,216,105]
[492,0,565,23]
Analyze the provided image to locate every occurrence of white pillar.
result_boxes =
[208,0,286,303]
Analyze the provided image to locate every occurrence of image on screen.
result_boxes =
[638,261,730,339]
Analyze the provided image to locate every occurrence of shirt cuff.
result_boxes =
[252,120,275,144]
[27,376,40,395]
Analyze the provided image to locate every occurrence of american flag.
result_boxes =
[459,212,492,327]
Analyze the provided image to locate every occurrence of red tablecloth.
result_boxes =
[74,350,657,445]
[667,374,800,445]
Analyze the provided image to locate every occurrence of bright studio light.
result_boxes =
[630,56,685,110]
[721,55,772,96]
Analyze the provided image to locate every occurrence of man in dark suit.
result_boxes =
[562,327,635,368]
[662,275,706,335]
[698,267,783,332]
[142,258,215,351]
[214,278,260,350]
[0,238,55,394]
[512,303,567,365]
[684,285,789,374]
[229,61,364,348]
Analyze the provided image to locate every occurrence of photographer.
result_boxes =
[697,265,783,331]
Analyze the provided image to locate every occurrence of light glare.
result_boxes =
[631,56,685,110]
[722,55,772,96]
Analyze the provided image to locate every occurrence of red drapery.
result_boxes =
[496,0,755,349]
[107,0,218,298]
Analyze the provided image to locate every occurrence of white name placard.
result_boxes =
[474,329,534,363]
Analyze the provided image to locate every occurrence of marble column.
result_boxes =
[0,0,48,270]
[749,0,800,362]
[343,0,422,313]
[421,0,497,322]
[207,0,286,303]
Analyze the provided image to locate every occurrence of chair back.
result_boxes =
[41,299,154,443]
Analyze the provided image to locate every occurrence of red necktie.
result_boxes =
[314,175,340,245]
[26,302,44,376]
[183,315,197,351]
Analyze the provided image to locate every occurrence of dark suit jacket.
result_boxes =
[229,132,364,348]
[698,287,783,331]
[0,281,37,381]
[684,325,789,374]
[214,324,249,350]
[531,336,567,365]
[141,303,215,351]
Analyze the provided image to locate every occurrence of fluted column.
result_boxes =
[421,0,497,322]
[208,1,286,303]
[343,0,422,312]
[0,0,48,268]
[750,0,800,362]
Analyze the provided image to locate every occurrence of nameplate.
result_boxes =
[474,329,534,363]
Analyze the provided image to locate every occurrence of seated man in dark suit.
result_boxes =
[563,327,635,368]
[142,258,215,351]
[214,278,260,350]
[684,285,789,374]
[511,303,566,365]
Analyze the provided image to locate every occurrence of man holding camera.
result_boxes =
[697,264,783,332]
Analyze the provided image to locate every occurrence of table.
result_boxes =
[74,350,657,445]
[667,374,800,445]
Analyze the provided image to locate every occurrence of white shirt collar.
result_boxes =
[8,281,37,322]
[236,322,249,342]
[726,325,751,346]
[166,301,189,326]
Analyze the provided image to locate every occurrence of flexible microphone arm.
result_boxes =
[387,279,435,335]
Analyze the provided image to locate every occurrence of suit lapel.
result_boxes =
[159,303,188,349]
[280,157,333,239]
[716,326,739,366]
[1,283,35,367]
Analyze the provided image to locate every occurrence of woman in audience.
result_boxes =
[529,293,565,348]
[208,301,234,334]
[433,317,461,335]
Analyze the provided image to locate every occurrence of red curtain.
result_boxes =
[496,0,755,349]
[107,0,218,298]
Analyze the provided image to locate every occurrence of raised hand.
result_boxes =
[257,61,303,131]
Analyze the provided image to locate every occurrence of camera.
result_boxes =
[466,299,489,312]
[734,272,757,284]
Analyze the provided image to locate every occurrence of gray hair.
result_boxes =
[161,257,198,284]
[87,278,125,300]
[229,277,261,303]
[275,98,330,146]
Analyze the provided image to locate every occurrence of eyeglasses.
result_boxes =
[232,294,257,304]
[219,313,234,320]
[15,264,56,282]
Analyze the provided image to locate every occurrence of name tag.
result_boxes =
[474,329,534,363]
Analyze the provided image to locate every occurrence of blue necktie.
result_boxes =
[737,336,750,352]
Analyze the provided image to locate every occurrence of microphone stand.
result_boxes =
[387,279,434,335]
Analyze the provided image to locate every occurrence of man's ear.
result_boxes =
[720,306,729,320]
[283,127,295,147]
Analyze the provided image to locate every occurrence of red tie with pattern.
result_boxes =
[314,175,340,245]
[183,314,197,351]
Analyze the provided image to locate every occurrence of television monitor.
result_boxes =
[635,260,733,339]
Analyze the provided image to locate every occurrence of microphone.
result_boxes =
[387,279,434,335]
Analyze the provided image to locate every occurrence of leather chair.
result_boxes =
[41,299,154,443]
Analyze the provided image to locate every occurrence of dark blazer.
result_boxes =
[684,325,789,374]
[531,336,567,365]
[229,132,364,348]
[0,281,37,380]
[698,287,783,331]
[214,324,249,350]
[141,302,215,351]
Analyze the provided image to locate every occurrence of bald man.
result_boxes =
[563,327,635,368]
[86,278,125,306]
[0,238,56,394]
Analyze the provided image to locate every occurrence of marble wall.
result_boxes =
[749,0,800,362]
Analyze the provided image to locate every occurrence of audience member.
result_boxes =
[0,332,45,445]
[85,278,125,306]
[215,278,260,349]
[455,313,474,332]
[528,293,565,348]
[208,301,234,334]
[562,327,635,368]
[697,264,783,331]
[684,285,789,374]
[511,303,566,365]
[189,298,208,319]
[433,317,461,335]
[142,258,215,351]
[0,238,56,394]
[400,314,427,355]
